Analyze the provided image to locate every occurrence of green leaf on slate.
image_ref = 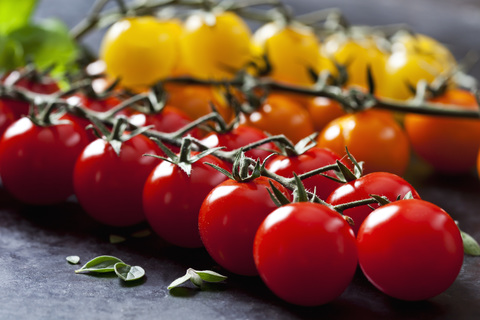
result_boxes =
[75,255,124,273]
[66,255,80,265]
[461,231,480,256]
[167,268,227,290]
[114,262,145,281]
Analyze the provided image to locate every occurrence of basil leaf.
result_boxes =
[0,0,37,34]
[167,273,192,290]
[66,255,80,265]
[75,255,124,273]
[461,231,480,256]
[9,19,78,75]
[194,270,228,283]
[114,263,145,281]
[0,36,23,71]
[167,268,227,290]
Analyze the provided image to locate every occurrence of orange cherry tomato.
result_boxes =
[165,84,232,122]
[306,97,346,132]
[240,93,315,144]
[317,109,410,175]
[404,89,480,174]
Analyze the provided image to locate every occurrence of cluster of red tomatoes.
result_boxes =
[0,4,475,308]
[0,69,465,307]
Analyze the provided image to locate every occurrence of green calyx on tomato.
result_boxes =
[145,136,223,176]
[205,149,262,182]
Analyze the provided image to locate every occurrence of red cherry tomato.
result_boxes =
[199,176,292,276]
[253,202,358,306]
[1,71,59,119]
[357,199,463,301]
[143,154,229,248]
[0,117,89,205]
[201,125,277,163]
[73,134,160,227]
[265,147,343,200]
[0,101,15,138]
[66,93,121,113]
[326,172,421,235]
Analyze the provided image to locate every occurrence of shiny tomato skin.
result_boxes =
[73,135,160,227]
[357,199,463,301]
[143,154,229,248]
[404,89,480,174]
[201,125,277,163]
[326,172,421,235]
[0,117,89,205]
[66,93,121,113]
[254,202,358,306]
[0,101,15,138]
[265,147,343,200]
[199,176,291,276]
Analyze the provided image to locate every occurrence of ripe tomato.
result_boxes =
[143,154,229,248]
[0,101,15,138]
[317,109,410,175]
[180,10,251,80]
[201,124,277,163]
[199,176,291,276]
[240,93,315,144]
[73,134,160,227]
[253,202,358,306]
[0,117,89,205]
[357,199,463,301]
[100,17,179,90]
[1,70,59,119]
[404,89,480,174]
[66,93,121,113]
[377,32,456,100]
[326,172,421,235]
[306,96,346,132]
[165,84,232,122]
[251,21,319,86]
[265,146,344,200]
[321,32,387,92]
[125,105,194,134]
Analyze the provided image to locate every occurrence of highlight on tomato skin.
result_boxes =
[253,202,358,307]
[356,199,464,301]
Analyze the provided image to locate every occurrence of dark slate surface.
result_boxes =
[2,0,480,319]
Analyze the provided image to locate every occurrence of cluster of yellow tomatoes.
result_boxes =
[99,7,480,177]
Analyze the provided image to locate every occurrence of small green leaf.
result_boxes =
[194,270,228,283]
[66,255,80,265]
[167,273,192,290]
[75,255,124,274]
[0,0,37,34]
[109,234,126,244]
[167,268,227,290]
[0,35,23,71]
[131,229,152,238]
[114,263,145,281]
[461,231,480,256]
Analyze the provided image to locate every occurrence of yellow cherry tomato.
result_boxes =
[317,109,411,176]
[251,21,320,86]
[180,10,251,80]
[322,32,388,92]
[100,17,179,90]
[377,32,456,100]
